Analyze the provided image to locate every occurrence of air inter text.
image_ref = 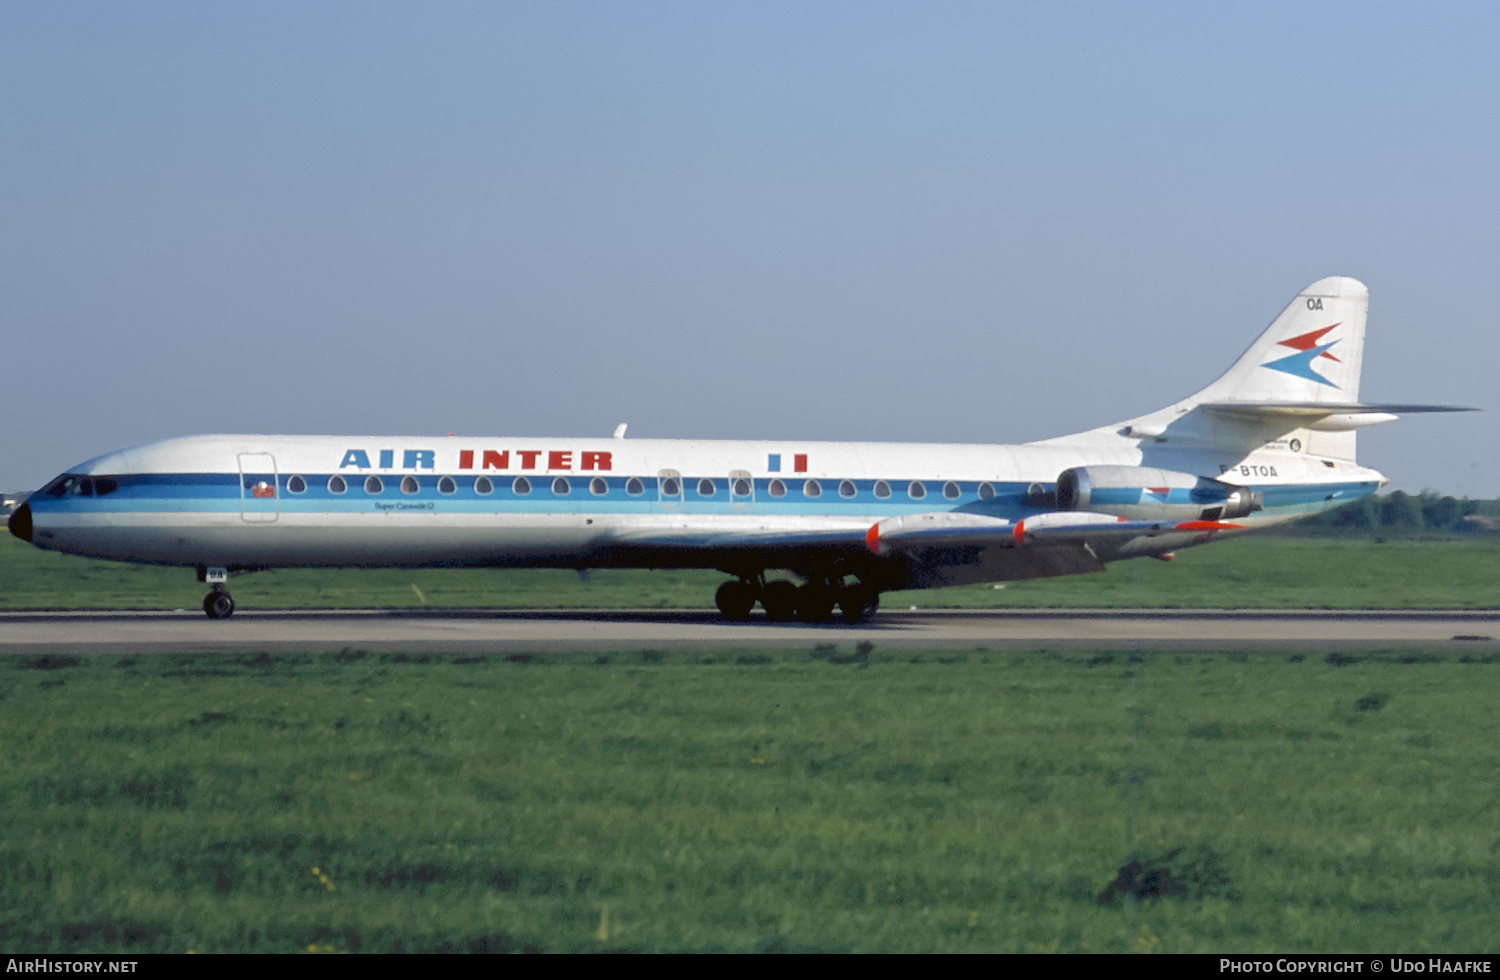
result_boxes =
[339,449,614,471]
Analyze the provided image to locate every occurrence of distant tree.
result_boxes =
[1419,492,1462,532]
[1327,496,1376,530]
[1246,491,1496,537]
[1379,490,1424,531]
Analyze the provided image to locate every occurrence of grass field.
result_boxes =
[3,532,1500,611]
[3,647,1498,953]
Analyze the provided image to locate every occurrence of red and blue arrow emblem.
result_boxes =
[1261,324,1341,387]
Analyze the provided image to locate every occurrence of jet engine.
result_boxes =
[1055,465,1262,522]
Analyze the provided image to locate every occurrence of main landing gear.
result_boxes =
[198,566,235,619]
[715,575,880,624]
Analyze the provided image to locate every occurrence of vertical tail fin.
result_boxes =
[1058,276,1468,466]
[1092,277,1372,462]
[1191,276,1369,460]
[1191,276,1368,406]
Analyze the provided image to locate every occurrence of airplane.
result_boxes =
[8,276,1473,621]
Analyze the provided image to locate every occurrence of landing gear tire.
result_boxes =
[839,586,880,624]
[795,584,836,623]
[761,580,798,622]
[715,581,756,620]
[203,591,235,620]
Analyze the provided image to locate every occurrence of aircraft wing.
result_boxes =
[862,510,1251,588]
[602,525,869,550]
[590,523,873,575]
[601,511,1213,554]
[593,510,1244,588]
[865,510,1242,551]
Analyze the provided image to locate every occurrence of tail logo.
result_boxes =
[1261,323,1342,387]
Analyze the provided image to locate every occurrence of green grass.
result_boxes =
[4,532,1500,610]
[2,648,1498,952]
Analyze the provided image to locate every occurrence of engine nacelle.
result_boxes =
[1055,465,1262,522]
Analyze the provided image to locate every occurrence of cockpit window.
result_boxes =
[93,477,119,496]
[43,475,92,497]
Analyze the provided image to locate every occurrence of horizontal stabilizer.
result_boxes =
[1202,400,1476,435]
[1202,402,1476,417]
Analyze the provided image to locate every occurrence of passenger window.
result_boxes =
[590,477,608,496]
[978,482,996,500]
[803,480,822,498]
[697,478,716,497]
[874,481,891,499]
[287,475,307,494]
[552,477,570,495]
[839,480,856,498]
[658,470,683,502]
[626,477,644,496]
[438,476,457,494]
[365,476,384,494]
[733,478,751,496]
[513,476,531,495]
[328,475,347,494]
[475,476,494,495]
[401,476,420,494]
[943,482,960,500]
[768,479,786,498]
[908,481,926,500]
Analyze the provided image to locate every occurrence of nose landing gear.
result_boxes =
[203,590,236,620]
[197,566,235,619]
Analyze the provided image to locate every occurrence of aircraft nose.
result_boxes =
[8,502,32,543]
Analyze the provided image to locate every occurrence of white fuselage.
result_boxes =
[18,432,1382,580]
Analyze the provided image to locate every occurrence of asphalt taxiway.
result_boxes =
[2,608,1498,655]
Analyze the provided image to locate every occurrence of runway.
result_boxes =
[3,608,1499,655]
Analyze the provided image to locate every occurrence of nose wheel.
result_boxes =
[203,590,235,620]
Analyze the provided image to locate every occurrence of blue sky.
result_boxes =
[3,2,1495,494]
